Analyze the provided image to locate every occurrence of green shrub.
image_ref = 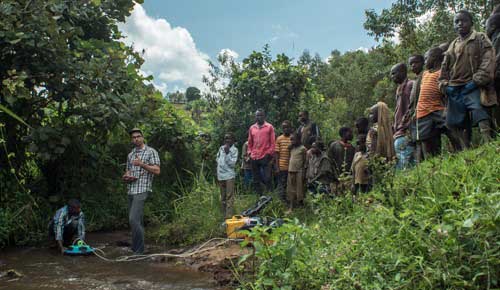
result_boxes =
[240,141,500,289]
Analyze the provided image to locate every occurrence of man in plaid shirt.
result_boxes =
[122,128,160,254]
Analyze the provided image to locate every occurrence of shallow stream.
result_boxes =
[0,232,221,290]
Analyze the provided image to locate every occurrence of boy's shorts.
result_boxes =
[446,87,489,128]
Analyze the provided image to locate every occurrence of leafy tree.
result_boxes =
[0,1,198,244]
[202,49,239,107]
[185,86,201,102]
[0,0,154,193]
[364,0,500,51]
[298,50,328,93]
[167,90,186,103]
[201,46,334,158]
[311,47,398,128]
[215,47,310,142]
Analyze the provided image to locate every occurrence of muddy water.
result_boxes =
[0,232,221,290]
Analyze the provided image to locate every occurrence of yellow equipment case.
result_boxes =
[225,215,249,239]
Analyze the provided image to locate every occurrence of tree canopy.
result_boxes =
[0,0,197,245]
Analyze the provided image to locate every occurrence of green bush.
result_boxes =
[240,141,500,289]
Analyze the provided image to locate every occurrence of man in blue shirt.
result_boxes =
[48,199,85,254]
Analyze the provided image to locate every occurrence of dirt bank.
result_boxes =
[154,239,252,287]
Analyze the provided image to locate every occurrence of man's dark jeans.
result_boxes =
[251,156,272,195]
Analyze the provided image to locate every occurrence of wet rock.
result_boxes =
[0,269,23,279]
[113,279,134,285]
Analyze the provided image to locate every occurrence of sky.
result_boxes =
[119,0,395,94]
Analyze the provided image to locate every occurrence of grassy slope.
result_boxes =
[243,141,499,289]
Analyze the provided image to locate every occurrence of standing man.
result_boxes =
[275,120,292,202]
[390,63,415,169]
[439,10,496,147]
[216,133,238,219]
[248,109,276,196]
[122,128,160,254]
[297,110,320,149]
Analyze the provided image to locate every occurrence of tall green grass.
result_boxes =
[149,171,262,246]
[238,141,499,289]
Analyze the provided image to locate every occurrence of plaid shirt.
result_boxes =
[53,205,85,241]
[127,145,160,195]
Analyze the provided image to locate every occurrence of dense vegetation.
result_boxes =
[238,141,500,289]
[1,2,499,289]
[0,0,199,246]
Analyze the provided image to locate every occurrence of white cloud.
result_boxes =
[119,5,210,94]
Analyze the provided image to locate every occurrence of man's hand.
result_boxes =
[266,154,274,164]
[122,170,137,183]
[132,154,144,167]
[122,170,131,180]
[445,85,458,97]
[224,144,230,154]
[57,240,66,255]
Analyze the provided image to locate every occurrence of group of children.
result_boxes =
[216,8,500,217]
